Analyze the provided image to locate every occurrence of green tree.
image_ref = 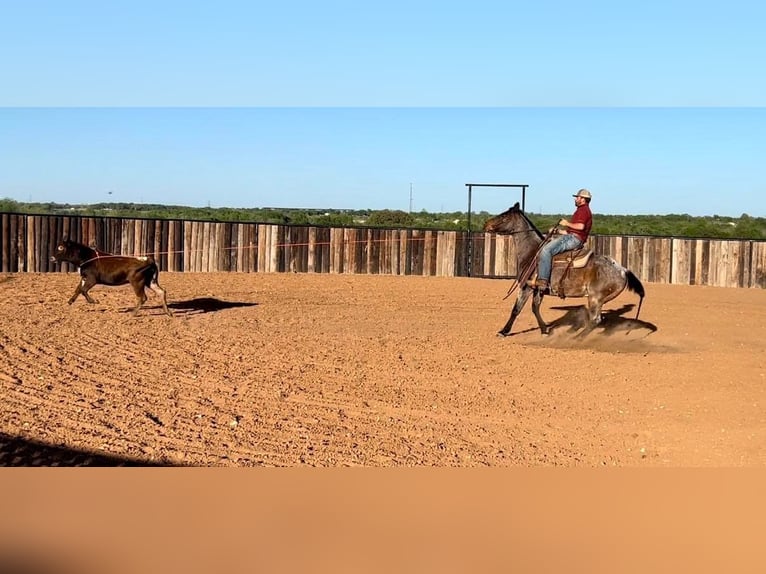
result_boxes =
[366,209,415,227]
[0,197,20,212]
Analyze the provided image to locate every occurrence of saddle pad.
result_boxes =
[552,248,592,269]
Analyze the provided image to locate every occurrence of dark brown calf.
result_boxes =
[51,239,173,317]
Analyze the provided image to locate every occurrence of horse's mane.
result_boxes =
[515,206,545,240]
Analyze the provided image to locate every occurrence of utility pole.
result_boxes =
[409,183,413,214]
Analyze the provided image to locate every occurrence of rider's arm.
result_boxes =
[558,218,585,231]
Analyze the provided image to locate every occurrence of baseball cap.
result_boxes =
[573,189,592,199]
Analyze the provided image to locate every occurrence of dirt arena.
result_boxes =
[1,270,765,467]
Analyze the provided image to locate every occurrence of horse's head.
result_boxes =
[483,202,528,234]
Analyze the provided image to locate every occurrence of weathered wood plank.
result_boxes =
[752,242,766,288]
[5,213,766,286]
[401,229,409,275]
[1,213,9,272]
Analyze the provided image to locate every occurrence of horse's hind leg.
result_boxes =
[587,295,604,326]
[574,295,603,338]
[498,288,533,336]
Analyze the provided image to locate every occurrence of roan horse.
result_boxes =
[51,239,173,317]
[483,203,645,336]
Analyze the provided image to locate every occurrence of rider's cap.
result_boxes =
[573,188,592,199]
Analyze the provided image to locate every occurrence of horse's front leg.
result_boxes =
[531,290,550,335]
[498,287,533,337]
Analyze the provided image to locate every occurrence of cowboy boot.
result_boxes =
[525,278,549,291]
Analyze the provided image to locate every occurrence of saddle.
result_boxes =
[525,248,593,299]
[552,248,593,268]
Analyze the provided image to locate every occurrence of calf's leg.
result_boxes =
[67,283,83,304]
[130,281,148,316]
[70,277,98,304]
[148,279,173,317]
[136,266,173,317]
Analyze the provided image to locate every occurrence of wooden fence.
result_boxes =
[2,213,765,288]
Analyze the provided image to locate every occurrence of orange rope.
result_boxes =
[122,234,494,259]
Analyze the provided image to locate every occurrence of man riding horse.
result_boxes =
[527,188,593,292]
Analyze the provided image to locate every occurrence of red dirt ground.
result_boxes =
[1,271,765,466]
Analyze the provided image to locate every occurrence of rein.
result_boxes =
[502,227,558,300]
[492,228,539,237]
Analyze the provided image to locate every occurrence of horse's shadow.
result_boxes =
[553,304,657,337]
[516,304,657,337]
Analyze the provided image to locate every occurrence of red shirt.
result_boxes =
[570,204,592,243]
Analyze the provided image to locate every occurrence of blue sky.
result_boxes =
[1,1,765,217]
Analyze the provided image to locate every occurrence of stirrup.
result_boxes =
[525,278,549,291]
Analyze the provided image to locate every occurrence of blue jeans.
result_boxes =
[537,234,583,282]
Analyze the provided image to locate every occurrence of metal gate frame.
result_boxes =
[464,183,529,276]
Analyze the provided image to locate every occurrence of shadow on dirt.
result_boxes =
[513,304,658,338]
[0,432,178,467]
[120,297,258,316]
[169,297,258,315]
[546,304,658,337]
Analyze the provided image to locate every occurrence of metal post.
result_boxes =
[467,185,473,276]
[464,183,530,278]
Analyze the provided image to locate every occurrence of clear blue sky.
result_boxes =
[1,1,765,217]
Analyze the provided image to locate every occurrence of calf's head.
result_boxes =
[51,239,96,267]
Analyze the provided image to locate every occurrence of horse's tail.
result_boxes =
[625,270,645,320]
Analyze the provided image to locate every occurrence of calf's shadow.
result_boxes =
[168,297,258,315]
[121,297,258,316]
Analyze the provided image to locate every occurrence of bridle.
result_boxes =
[485,210,545,239]
[486,212,552,300]
[488,228,539,236]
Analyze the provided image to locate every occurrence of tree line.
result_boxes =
[1,198,765,240]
